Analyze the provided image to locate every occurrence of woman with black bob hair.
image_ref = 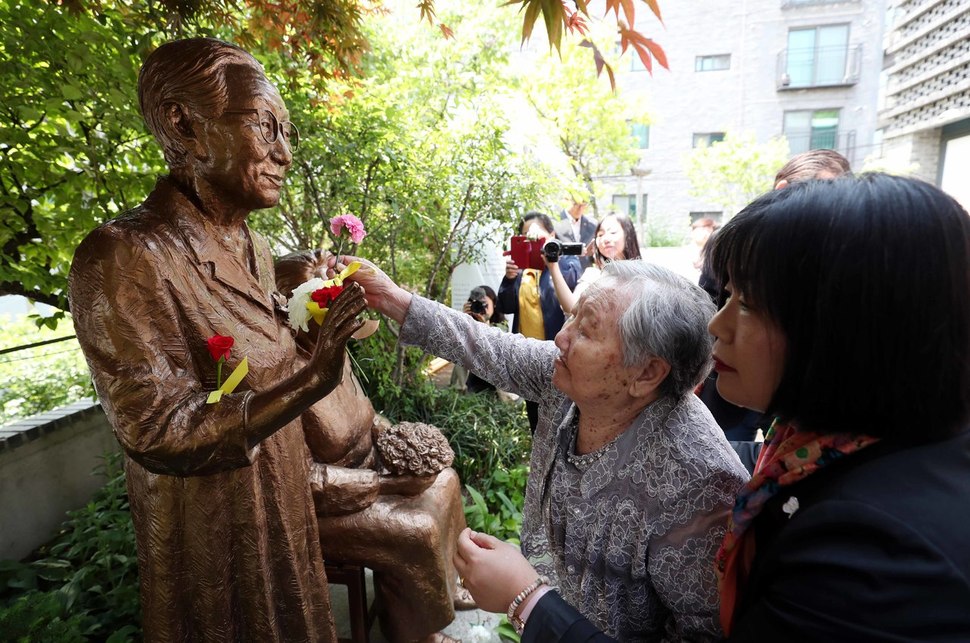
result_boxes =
[471,173,970,641]
[708,172,970,640]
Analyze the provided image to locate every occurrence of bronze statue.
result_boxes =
[277,250,473,643]
[70,36,469,643]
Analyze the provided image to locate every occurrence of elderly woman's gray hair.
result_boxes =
[138,38,261,168]
[599,261,715,398]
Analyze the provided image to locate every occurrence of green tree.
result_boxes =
[1,0,667,315]
[250,1,560,383]
[521,31,652,216]
[0,1,162,311]
[685,132,791,218]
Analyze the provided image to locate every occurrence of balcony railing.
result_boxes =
[782,129,857,165]
[777,44,862,89]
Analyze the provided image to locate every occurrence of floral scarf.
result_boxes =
[715,419,879,635]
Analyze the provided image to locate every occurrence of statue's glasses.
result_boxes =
[222,108,300,151]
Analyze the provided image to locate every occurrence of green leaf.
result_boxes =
[61,85,83,101]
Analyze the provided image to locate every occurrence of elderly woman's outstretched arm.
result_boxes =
[335,255,558,402]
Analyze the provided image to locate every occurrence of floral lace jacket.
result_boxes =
[400,296,749,641]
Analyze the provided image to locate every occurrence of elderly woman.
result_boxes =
[69,39,366,642]
[338,256,749,640]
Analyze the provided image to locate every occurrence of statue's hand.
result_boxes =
[306,282,366,395]
[311,463,379,517]
[378,472,437,497]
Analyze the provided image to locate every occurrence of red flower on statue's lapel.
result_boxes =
[310,285,344,308]
[206,335,234,362]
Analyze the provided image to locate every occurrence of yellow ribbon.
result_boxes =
[304,261,362,326]
[206,357,249,404]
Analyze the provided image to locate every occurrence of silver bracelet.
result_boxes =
[507,576,548,635]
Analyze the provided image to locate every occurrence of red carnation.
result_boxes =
[206,335,234,362]
[310,285,344,308]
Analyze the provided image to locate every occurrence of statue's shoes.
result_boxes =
[453,585,477,611]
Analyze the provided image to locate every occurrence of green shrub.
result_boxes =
[0,316,94,426]
[463,465,528,543]
[0,590,91,643]
[645,221,687,248]
[0,453,141,641]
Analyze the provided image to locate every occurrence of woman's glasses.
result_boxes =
[223,108,300,150]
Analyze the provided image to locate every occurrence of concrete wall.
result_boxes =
[0,400,118,561]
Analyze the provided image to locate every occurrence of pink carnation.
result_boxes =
[329,214,367,245]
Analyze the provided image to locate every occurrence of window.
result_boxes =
[690,211,723,225]
[695,54,731,72]
[785,24,849,87]
[692,132,725,148]
[612,194,648,220]
[631,123,650,149]
[784,109,839,155]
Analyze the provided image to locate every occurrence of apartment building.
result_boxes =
[602,0,888,235]
[877,0,970,209]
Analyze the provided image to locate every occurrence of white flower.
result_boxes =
[523,222,545,241]
[466,624,493,643]
[782,496,800,519]
[287,277,327,332]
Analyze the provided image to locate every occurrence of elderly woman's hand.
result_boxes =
[328,254,413,324]
[454,528,540,613]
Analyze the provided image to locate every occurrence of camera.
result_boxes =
[542,239,584,263]
[467,287,488,317]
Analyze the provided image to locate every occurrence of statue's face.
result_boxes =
[194,64,293,211]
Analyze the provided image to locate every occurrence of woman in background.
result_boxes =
[548,213,641,315]
[451,284,507,393]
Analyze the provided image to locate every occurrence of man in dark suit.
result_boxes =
[555,199,597,271]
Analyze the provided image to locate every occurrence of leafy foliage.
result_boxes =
[0,316,93,426]
[250,2,559,309]
[350,323,532,483]
[508,0,667,88]
[0,453,140,642]
[685,132,791,217]
[463,466,528,543]
[521,31,651,216]
[0,0,162,310]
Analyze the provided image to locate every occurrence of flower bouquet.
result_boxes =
[286,214,378,338]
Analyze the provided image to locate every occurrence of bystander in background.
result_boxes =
[451,285,507,393]
[555,198,597,272]
[498,212,581,433]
